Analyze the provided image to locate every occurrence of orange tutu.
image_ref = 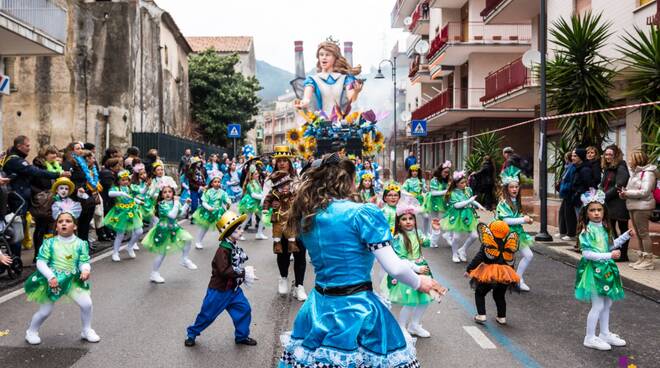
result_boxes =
[469,263,520,285]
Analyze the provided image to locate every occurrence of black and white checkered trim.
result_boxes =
[366,241,391,252]
[280,351,420,368]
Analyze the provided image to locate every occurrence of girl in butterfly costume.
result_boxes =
[575,189,629,351]
[495,166,535,291]
[466,220,520,325]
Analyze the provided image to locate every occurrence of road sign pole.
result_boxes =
[233,138,236,158]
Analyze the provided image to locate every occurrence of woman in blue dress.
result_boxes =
[279,153,445,368]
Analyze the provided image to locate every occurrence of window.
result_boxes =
[575,0,591,14]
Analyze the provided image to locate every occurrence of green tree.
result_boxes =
[464,132,504,173]
[619,26,660,160]
[189,50,261,147]
[547,12,615,153]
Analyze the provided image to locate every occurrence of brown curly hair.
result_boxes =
[316,41,362,76]
[286,156,360,235]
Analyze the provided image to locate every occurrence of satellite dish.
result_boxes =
[522,50,541,68]
[403,16,413,26]
[414,40,430,55]
[401,111,412,122]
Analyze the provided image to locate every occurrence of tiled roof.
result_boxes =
[186,36,253,53]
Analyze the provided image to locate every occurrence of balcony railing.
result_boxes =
[427,22,532,60]
[480,0,506,18]
[412,88,453,120]
[0,0,67,42]
[391,0,406,26]
[480,57,537,103]
[408,1,430,31]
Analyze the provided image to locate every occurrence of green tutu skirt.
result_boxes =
[238,196,261,215]
[440,208,477,233]
[142,223,193,255]
[575,259,624,302]
[24,270,90,304]
[510,225,534,249]
[192,207,224,229]
[423,193,447,214]
[139,198,156,222]
[382,259,433,306]
[103,205,143,233]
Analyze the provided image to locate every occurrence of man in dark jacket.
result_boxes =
[570,148,594,210]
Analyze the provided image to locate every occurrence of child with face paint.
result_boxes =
[50,177,83,230]
[103,170,144,262]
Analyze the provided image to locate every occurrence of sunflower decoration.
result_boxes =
[304,136,317,151]
[295,142,309,158]
[298,109,317,123]
[345,111,361,125]
[286,128,303,145]
[374,131,385,145]
[362,132,374,147]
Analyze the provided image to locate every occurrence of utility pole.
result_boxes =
[536,0,552,242]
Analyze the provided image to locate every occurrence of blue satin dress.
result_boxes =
[279,200,419,368]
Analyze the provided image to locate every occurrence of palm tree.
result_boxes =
[618,26,660,160]
[546,12,615,152]
[464,132,504,173]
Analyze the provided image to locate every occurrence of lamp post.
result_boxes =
[375,56,398,180]
[535,0,552,242]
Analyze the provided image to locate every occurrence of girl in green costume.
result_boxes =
[358,172,378,205]
[423,161,451,246]
[24,211,100,345]
[575,189,630,351]
[441,171,485,263]
[192,175,231,249]
[383,198,442,338]
[142,185,197,283]
[104,170,144,262]
[131,163,158,229]
[496,166,535,291]
[380,182,401,235]
[401,164,426,205]
[238,165,267,240]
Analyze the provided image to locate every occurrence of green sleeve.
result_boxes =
[429,179,439,191]
[36,237,53,262]
[392,235,409,258]
[578,230,596,253]
[495,201,514,220]
[78,240,91,265]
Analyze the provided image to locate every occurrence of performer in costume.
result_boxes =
[24,207,100,345]
[179,171,191,206]
[424,161,451,246]
[358,172,378,204]
[402,164,428,236]
[441,171,486,263]
[142,185,197,283]
[238,164,267,240]
[131,163,158,230]
[278,154,446,368]
[50,177,84,228]
[103,170,144,262]
[185,211,258,347]
[192,175,231,249]
[381,182,401,235]
[151,161,177,190]
[495,166,535,291]
[575,189,629,351]
[223,162,242,203]
[383,196,442,338]
[466,221,520,325]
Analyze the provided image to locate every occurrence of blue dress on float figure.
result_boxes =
[279,200,419,368]
[304,72,356,115]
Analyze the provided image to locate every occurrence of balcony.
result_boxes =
[647,0,659,25]
[391,0,421,28]
[480,57,539,108]
[408,2,430,35]
[0,0,67,55]
[412,87,453,121]
[408,54,431,83]
[429,0,467,8]
[427,22,532,67]
[480,0,540,24]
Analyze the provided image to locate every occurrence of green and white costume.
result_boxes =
[132,182,158,223]
[495,200,534,249]
[423,178,448,214]
[402,178,426,206]
[575,222,625,302]
[102,185,143,233]
[381,204,397,235]
[192,188,231,229]
[440,188,478,233]
[238,180,263,215]
[382,230,434,306]
[142,200,193,255]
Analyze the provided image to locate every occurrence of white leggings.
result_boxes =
[112,228,144,255]
[241,214,265,235]
[195,227,210,245]
[398,305,429,329]
[586,294,613,338]
[517,247,534,281]
[152,243,193,272]
[451,231,478,256]
[28,293,93,333]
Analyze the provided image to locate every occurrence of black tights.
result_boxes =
[475,283,508,318]
[276,239,307,287]
[32,218,53,262]
[77,207,95,243]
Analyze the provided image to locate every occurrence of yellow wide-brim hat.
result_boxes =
[215,210,248,240]
[51,177,75,195]
[272,145,295,159]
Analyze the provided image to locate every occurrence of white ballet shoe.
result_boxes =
[25,330,41,345]
[195,242,204,249]
[293,285,307,301]
[408,324,431,338]
[598,333,626,347]
[81,329,101,343]
[583,336,611,351]
[278,277,289,295]
[452,254,461,263]
[518,280,530,292]
[150,271,165,283]
[111,253,121,262]
[255,233,268,240]
[127,247,136,259]
[457,248,467,262]
[180,258,198,270]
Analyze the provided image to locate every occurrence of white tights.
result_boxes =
[28,293,93,333]
[113,228,144,255]
[195,227,209,245]
[517,247,533,281]
[398,305,429,329]
[586,294,612,338]
[450,231,478,257]
[151,242,193,272]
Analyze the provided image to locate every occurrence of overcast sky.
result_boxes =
[156,0,407,73]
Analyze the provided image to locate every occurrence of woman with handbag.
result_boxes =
[30,146,61,264]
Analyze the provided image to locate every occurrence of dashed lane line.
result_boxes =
[463,326,497,349]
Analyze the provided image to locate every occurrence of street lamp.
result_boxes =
[536,0,552,242]
[375,56,398,180]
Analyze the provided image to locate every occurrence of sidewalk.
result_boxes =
[476,210,660,303]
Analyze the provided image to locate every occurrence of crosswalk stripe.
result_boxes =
[463,326,497,349]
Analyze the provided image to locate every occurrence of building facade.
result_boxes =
[186,36,256,77]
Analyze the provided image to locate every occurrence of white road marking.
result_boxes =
[463,326,497,349]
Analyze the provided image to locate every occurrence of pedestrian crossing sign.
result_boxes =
[228,124,241,138]
[411,120,427,137]
[0,75,10,95]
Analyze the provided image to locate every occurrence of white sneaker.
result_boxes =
[583,336,611,351]
[553,233,563,238]
[457,248,467,262]
[293,285,308,301]
[474,315,487,325]
[127,247,136,259]
[452,254,461,263]
[81,329,101,343]
[111,253,121,262]
[495,317,507,325]
[599,332,626,347]
[180,258,198,270]
[408,324,431,338]
[518,280,530,292]
[561,236,574,241]
[150,271,165,283]
[255,233,268,240]
[132,243,140,251]
[195,242,204,249]
[25,330,41,345]
[278,277,289,295]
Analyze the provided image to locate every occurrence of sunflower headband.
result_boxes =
[118,170,131,180]
[384,183,401,193]
[409,164,420,171]
[361,172,375,181]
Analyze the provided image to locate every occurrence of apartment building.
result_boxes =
[263,92,297,150]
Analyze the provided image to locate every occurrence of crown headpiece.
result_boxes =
[409,164,420,172]
[581,188,606,207]
[117,170,131,180]
[325,36,340,45]
[361,172,375,181]
[53,199,82,220]
[396,194,422,216]
[500,165,521,186]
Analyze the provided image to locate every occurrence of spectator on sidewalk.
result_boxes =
[470,155,497,210]
[30,145,63,263]
[124,146,141,172]
[557,152,577,241]
[600,145,630,261]
[586,146,602,188]
[620,150,657,270]
[404,150,417,172]
[62,143,99,246]
[101,147,120,167]
[179,148,192,175]
[570,148,594,214]
[143,149,160,176]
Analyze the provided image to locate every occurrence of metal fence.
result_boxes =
[131,133,228,164]
[0,0,67,42]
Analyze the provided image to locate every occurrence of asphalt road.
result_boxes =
[0,221,658,368]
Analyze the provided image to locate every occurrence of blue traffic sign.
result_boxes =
[227,124,241,138]
[411,120,427,137]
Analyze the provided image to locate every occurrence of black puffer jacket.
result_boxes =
[3,147,58,214]
[600,160,630,220]
[570,161,594,207]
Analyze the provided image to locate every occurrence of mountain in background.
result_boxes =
[255,60,295,105]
